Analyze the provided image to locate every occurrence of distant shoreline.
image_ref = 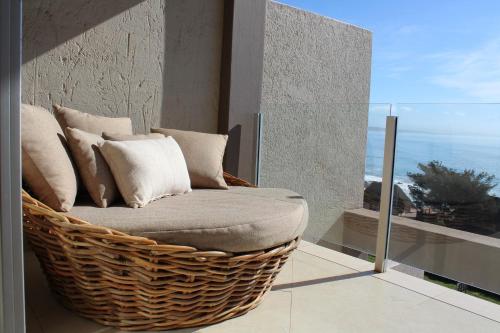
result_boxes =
[365,128,500,197]
[364,174,499,199]
[367,127,500,138]
[364,174,412,196]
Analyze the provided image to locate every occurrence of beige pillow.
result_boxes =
[99,137,191,208]
[65,128,118,208]
[53,105,133,135]
[151,128,228,189]
[102,132,164,141]
[21,104,78,211]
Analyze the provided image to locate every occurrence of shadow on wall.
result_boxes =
[22,0,145,63]
[22,0,223,135]
[160,0,223,133]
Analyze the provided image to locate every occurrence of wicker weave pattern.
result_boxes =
[23,173,297,331]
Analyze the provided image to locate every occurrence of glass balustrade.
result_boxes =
[387,103,500,298]
[257,103,391,259]
[256,102,500,301]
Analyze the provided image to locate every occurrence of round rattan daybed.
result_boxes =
[23,172,303,331]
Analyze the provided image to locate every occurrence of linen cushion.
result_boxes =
[151,128,228,189]
[53,105,133,135]
[70,187,308,252]
[102,132,164,141]
[21,104,78,212]
[99,137,191,208]
[65,128,118,208]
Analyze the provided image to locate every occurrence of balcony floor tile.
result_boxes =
[25,242,500,332]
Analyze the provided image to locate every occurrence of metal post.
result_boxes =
[254,113,263,186]
[374,116,398,273]
[0,0,25,331]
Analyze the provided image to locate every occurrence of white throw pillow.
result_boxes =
[99,137,191,208]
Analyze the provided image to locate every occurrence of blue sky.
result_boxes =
[279,0,500,135]
[279,0,500,104]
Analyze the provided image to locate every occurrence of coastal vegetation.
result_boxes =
[407,161,499,234]
[363,162,500,302]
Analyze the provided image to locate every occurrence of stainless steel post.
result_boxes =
[374,116,398,273]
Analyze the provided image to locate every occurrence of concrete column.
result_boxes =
[218,0,266,182]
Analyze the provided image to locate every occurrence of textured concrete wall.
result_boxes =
[260,2,372,244]
[22,0,371,246]
[22,0,223,134]
[162,0,223,132]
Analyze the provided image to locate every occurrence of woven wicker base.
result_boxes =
[23,174,298,331]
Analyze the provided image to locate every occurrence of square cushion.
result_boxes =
[65,128,118,208]
[151,128,228,189]
[70,187,308,252]
[99,137,191,208]
[21,104,78,211]
[53,105,133,135]
[102,132,164,141]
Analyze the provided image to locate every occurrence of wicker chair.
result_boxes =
[23,172,299,331]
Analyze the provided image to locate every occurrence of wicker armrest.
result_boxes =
[223,172,256,188]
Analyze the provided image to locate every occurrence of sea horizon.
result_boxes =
[365,128,500,197]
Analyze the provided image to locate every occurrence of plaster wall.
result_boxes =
[260,2,372,244]
[22,0,373,247]
[22,0,223,134]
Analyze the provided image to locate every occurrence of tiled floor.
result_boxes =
[25,241,500,333]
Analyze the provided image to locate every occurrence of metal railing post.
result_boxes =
[374,116,398,273]
[0,0,25,330]
[254,112,263,186]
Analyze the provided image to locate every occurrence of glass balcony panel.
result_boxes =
[258,103,391,258]
[388,103,500,296]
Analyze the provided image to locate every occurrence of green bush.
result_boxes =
[407,161,498,233]
[408,161,496,209]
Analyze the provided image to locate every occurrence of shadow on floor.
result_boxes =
[271,270,373,291]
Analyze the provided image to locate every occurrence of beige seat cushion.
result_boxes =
[22,104,78,212]
[65,128,118,208]
[102,132,164,141]
[151,128,228,189]
[53,105,133,135]
[99,138,192,208]
[69,187,308,252]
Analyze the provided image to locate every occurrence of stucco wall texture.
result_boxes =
[22,0,372,246]
[22,0,223,134]
[260,2,372,244]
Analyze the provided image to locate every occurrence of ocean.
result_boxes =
[365,128,500,196]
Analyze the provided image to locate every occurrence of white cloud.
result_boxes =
[394,24,422,36]
[370,104,392,113]
[385,65,413,79]
[398,106,414,113]
[430,39,500,101]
